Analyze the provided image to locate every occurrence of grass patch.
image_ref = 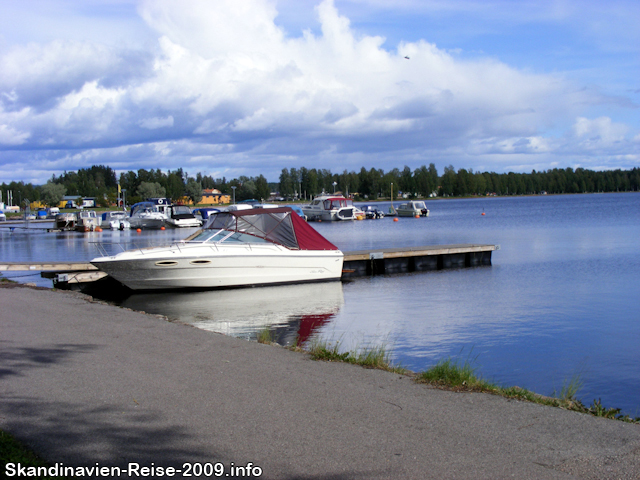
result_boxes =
[418,357,483,388]
[417,357,640,424]
[306,339,406,374]
[0,430,68,479]
[256,326,275,345]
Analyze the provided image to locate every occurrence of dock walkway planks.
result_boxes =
[0,262,99,272]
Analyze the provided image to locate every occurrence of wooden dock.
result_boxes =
[0,244,498,289]
[342,244,498,278]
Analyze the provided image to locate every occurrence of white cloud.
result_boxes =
[0,124,30,146]
[139,115,174,129]
[573,116,628,145]
[0,0,637,184]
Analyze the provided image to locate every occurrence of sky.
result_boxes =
[0,0,638,185]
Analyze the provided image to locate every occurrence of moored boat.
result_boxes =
[396,200,430,217]
[302,195,357,221]
[75,210,100,232]
[165,205,202,228]
[101,211,131,230]
[193,207,221,221]
[55,212,77,230]
[91,207,344,290]
[361,205,385,219]
[128,201,168,229]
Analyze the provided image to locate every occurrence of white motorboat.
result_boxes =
[101,211,130,230]
[75,210,100,232]
[165,205,202,228]
[396,200,430,217]
[302,195,357,221]
[91,207,344,290]
[128,201,168,229]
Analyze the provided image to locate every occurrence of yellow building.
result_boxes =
[200,189,231,205]
[178,189,231,206]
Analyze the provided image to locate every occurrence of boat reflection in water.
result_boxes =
[119,281,344,347]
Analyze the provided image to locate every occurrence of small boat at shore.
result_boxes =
[302,195,357,221]
[397,200,430,217]
[76,210,100,232]
[91,207,344,290]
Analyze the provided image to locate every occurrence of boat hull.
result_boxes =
[166,218,202,228]
[302,207,356,221]
[55,213,77,230]
[128,216,165,229]
[91,244,344,290]
[397,208,429,217]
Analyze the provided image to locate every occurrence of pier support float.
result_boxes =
[341,244,498,279]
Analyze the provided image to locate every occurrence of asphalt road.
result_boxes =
[2,284,639,479]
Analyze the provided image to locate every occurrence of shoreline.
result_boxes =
[3,280,639,423]
[2,283,639,478]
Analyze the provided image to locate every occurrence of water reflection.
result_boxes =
[119,281,344,346]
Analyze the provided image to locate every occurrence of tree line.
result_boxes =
[278,165,640,199]
[1,164,639,209]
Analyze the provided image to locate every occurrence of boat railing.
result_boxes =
[91,241,165,257]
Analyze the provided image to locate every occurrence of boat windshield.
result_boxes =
[414,201,426,209]
[172,206,191,215]
[131,202,160,216]
[323,198,348,210]
[187,229,269,244]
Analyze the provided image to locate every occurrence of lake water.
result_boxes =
[2,193,639,416]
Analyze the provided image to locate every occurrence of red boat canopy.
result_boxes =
[203,207,339,251]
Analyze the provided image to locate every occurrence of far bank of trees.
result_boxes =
[1,164,639,208]
[278,165,640,200]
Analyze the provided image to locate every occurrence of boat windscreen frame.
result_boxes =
[202,207,339,251]
[203,208,299,249]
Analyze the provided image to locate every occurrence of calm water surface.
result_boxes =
[2,193,639,415]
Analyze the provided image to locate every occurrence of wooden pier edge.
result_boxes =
[341,244,499,278]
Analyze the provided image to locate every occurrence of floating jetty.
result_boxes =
[342,244,498,278]
[0,244,499,291]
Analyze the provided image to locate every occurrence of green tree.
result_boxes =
[279,168,294,198]
[40,181,66,207]
[185,179,203,205]
[474,172,486,195]
[399,166,414,196]
[165,169,185,200]
[455,168,470,196]
[255,175,270,202]
[137,181,166,199]
[441,165,456,196]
